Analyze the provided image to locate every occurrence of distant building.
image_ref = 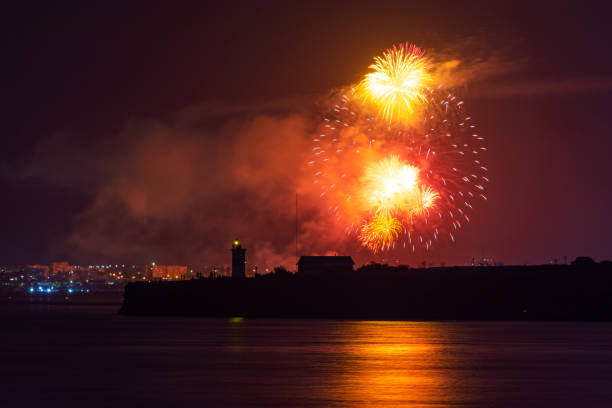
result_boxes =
[25,264,50,279]
[231,240,246,279]
[297,256,354,276]
[50,261,70,276]
[147,264,188,280]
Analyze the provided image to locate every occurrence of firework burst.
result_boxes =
[360,155,437,217]
[359,213,403,253]
[310,44,488,254]
[356,43,431,124]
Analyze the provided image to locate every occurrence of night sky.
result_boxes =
[2,2,611,267]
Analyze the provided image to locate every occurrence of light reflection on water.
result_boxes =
[1,304,612,407]
[327,322,464,407]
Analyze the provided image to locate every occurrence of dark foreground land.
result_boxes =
[120,263,612,320]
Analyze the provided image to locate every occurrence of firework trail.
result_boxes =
[310,43,488,254]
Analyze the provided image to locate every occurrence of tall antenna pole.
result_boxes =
[295,192,298,263]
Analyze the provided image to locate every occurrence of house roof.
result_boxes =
[297,256,355,266]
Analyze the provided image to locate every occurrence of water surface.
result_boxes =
[1,303,611,407]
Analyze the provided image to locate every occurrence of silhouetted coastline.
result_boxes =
[120,260,612,321]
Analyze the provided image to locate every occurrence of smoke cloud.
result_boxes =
[61,101,351,269]
[471,76,612,98]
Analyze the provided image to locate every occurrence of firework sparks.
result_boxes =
[417,185,440,215]
[356,43,431,123]
[359,213,402,253]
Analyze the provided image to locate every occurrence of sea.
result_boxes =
[1,300,611,407]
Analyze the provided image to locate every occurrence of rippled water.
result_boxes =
[1,303,611,407]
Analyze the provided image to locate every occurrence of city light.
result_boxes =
[5,261,212,295]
